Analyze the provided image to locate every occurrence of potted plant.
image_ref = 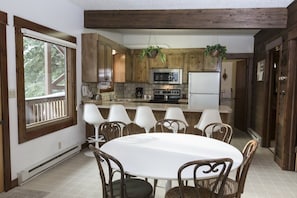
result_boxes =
[204,44,227,59]
[140,45,166,63]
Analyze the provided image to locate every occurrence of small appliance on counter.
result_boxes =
[135,87,144,98]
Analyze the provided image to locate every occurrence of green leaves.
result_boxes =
[140,45,166,63]
[204,44,227,59]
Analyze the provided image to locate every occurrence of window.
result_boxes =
[14,16,77,143]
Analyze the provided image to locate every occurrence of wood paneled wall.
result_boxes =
[253,0,297,170]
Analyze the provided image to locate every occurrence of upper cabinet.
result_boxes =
[131,50,150,83]
[82,34,219,85]
[184,49,205,72]
[82,33,99,83]
[98,40,113,90]
[82,33,128,91]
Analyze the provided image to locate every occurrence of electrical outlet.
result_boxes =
[58,142,62,149]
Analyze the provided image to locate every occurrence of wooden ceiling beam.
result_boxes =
[84,8,287,29]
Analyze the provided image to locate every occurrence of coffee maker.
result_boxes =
[135,87,144,98]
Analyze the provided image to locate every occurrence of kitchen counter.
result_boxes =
[94,99,232,114]
[83,98,232,137]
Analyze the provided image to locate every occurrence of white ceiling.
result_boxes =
[70,0,294,36]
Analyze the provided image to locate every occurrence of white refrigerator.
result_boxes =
[188,72,220,109]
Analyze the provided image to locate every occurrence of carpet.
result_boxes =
[0,188,49,198]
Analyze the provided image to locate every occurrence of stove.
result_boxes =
[149,89,181,104]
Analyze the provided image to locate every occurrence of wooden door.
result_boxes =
[234,60,248,131]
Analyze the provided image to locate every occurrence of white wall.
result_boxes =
[2,0,84,180]
[122,34,254,53]
[1,0,254,181]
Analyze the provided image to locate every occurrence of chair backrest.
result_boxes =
[195,109,222,136]
[155,119,187,133]
[235,139,258,195]
[83,103,106,126]
[134,106,157,133]
[177,158,233,198]
[100,121,127,141]
[202,123,233,144]
[89,144,125,198]
[108,104,132,125]
[164,107,189,127]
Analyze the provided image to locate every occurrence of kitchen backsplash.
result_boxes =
[82,82,188,100]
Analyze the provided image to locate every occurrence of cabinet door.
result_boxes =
[105,44,113,82]
[204,55,221,71]
[82,34,99,82]
[125,51,133,82]
[98,42,113,91]
[98,42,105,82]
[148,55,166,68]
[167,53,184,68]
[114,53,126,83]
[133,55,149,82]
[185,53,204,72]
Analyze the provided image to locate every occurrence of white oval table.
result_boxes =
[101,133,243,190]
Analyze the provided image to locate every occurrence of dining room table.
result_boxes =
[100,132,243,191]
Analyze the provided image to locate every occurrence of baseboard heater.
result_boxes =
[17,144,81,185]
[247,128,262,143]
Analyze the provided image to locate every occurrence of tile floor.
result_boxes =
[2,130,297,198]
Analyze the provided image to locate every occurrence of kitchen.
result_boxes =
[81,33,235,136]
[81,33,240,102]
[1,0,297,194]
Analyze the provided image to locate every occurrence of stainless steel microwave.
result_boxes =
[150,68,182,84]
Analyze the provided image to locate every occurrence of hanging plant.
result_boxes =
[204,44,227,59]
[140,45,166,63]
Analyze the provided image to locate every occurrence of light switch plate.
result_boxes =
[8,89,16,98]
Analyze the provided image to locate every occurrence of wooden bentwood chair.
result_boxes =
[99,121,129,142]
[165,158,233,198]
[199,139,258,198]
[89,145,153,198]
[202,122,233,144]
[155,119,188,133]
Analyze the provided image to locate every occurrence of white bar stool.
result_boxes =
[194,109,222,137]
[83,104,106,149]
[108,104,132,136]
[134,106,157,133]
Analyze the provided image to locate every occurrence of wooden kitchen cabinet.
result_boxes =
[184,50,204,72]
[82,33,113,89]
[113,53,126,83]
[98,41,113,91]
[132,53,149,82]
[82,33,129,90]
[166,53,184,68]
[82,33,99,83]
[148,55,166,68]
[124,50,133,82]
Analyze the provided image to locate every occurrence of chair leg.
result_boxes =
[94,125,105,148]
[153,179,158,197]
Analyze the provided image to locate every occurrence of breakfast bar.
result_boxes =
[84,99,232,137]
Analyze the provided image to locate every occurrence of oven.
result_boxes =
[150,68,182,84]
[149,89,181,104]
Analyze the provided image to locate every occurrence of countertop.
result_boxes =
[83,98,232,113]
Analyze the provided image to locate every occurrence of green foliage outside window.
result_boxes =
[23,37,66,98]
